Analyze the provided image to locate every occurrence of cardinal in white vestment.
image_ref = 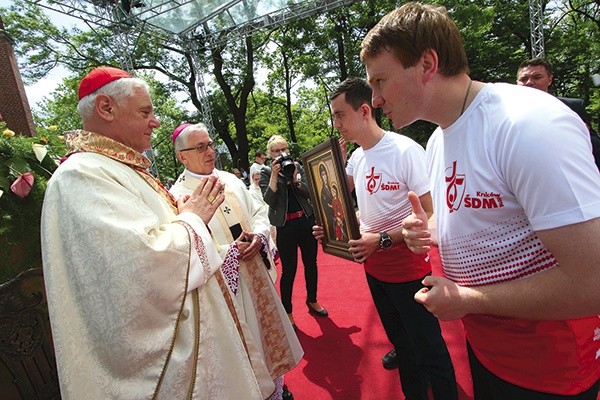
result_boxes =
[170,123,303,400]
[40,67,298,400]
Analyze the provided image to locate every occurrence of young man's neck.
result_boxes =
[357,120,385,150]
[430,74,480,129]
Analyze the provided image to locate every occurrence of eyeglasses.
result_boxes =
[179,141,214,153]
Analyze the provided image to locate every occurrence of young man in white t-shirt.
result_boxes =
[314,77,458,400]
[361,3,600,399]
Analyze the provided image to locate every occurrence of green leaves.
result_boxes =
[0,121,65,279]
[3,0,599,168]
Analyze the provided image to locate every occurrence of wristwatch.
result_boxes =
[379,231,393,250]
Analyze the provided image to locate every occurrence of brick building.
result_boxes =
[0,15,36,136]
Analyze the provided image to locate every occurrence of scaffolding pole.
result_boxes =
[529,0,545,58]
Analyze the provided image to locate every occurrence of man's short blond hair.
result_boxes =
[360,2,469,77]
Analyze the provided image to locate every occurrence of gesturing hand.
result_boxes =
[402,191,432,254]
[414,275,470,321]
[177,176,224,224]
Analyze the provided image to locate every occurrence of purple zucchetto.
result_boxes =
[171,123,193,144]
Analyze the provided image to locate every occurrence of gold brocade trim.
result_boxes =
[63,130,177,212]
[64,130,151,169]
[151,221,193,400]
[216,271,250,356]
[215,179,297,377]
[187,288,200,400]
[174,171,298,378]
[239,258,297,377]
[172,221,245,398]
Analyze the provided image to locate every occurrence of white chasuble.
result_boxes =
[171,169,303,378]
[41,131,279,399]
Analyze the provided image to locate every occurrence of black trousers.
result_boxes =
[366,273,458,400]
[276,215,318,313]
[468,343,600,400]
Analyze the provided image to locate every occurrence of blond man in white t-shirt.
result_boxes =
[361,3,600,398]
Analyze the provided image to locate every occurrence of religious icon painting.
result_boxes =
[302,138,360,261]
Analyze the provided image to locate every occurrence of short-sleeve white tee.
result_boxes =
[347,131,430,234]
[428,83,600,286]
[427,82,600,394]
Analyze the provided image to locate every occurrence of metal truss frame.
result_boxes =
[529,0,546,58]
[19,0,547,175]
[184,0,357,47]
[21,0,356,175]
[25,0,356,47]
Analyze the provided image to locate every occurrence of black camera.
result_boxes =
[274,153,296,181]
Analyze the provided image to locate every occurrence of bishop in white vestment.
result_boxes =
[170,123,303,400]
[41,68,297,400]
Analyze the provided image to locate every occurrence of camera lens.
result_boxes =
[281,161,295,179]
[277,153,295,180]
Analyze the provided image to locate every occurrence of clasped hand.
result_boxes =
[236,231,261,261]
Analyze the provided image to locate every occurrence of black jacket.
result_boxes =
[259,163,314,227]
[559,97,600,171]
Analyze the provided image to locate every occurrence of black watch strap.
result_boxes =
[379,231,393,250]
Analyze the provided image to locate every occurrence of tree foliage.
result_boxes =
[1,0,599,173]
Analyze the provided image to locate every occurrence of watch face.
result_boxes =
[380,233,393,249]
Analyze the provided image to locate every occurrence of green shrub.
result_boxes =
[0,121,65,282]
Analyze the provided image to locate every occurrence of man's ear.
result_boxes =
[421,49,439,83]
[176,150,186,165]
[359,102,371,118]
[95,94,115,121]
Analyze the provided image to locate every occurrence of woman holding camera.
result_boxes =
[259,135,328,329]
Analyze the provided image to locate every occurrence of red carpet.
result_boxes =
[276,247,474,400]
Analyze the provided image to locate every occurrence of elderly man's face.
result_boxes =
[516,65,553,92]
[177,130,216,175]
[110,87,160,152]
